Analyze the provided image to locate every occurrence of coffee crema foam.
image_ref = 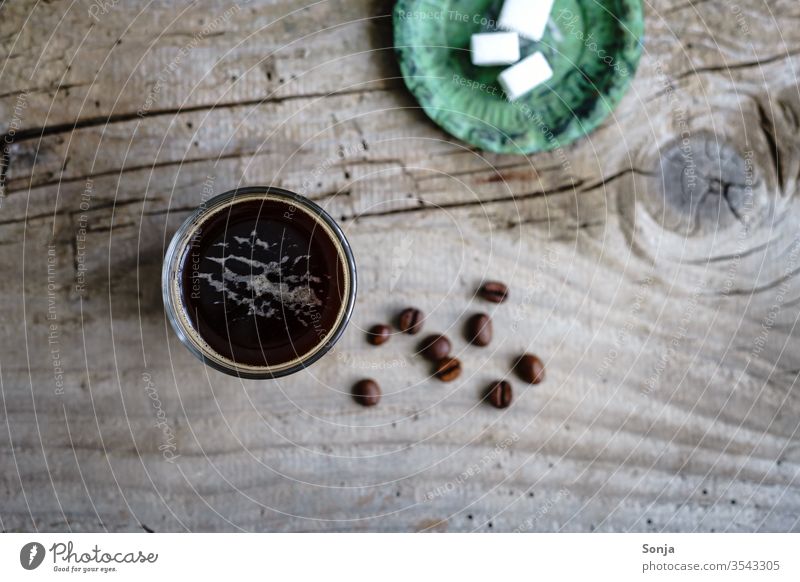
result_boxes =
[169,193,350,374]
[197,233,323,322]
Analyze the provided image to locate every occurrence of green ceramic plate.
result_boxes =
[394,0,644,154]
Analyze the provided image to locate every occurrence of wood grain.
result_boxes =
[1,0,799,532]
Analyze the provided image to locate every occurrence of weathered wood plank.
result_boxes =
[1,0,799,533]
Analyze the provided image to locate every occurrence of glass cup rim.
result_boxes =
[162,186,357,379]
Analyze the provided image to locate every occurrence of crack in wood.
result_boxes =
[2,167,651,228]
[686,232,783,264]
[0,82,91,101]
[0,196,150,227]
[676,47,800,81]
[755,99,783,188]
[0,85,392,146]
[0,209,55,226]
[720,263,800,297]
[416,161,566,182]
[0,142,9,202]
[339,168,646,221]
[4,151,253,195]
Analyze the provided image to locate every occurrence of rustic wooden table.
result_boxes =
[1,0,799,532]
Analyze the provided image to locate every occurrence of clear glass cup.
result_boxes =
[162,186,357,379]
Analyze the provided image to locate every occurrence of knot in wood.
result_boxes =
[648,134,759,236]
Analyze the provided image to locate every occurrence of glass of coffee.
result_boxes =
[162,186,357,379]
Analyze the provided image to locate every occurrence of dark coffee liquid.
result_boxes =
[178,197,346,369]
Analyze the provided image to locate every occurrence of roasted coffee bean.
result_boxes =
[352,379,381,407]
[434,357,462,382]
[367,324,391,346]
[398,307,425,334]
[466,313,492,346]
[487,380,513,408]
[479,281,509,303]
[516,353,545,384]
[420,334,452,361]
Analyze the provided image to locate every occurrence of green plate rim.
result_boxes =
[393,0,645,155]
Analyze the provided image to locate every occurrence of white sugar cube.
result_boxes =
[470,32,520,66]
[498,51,553,101]
[498,0,556,41]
